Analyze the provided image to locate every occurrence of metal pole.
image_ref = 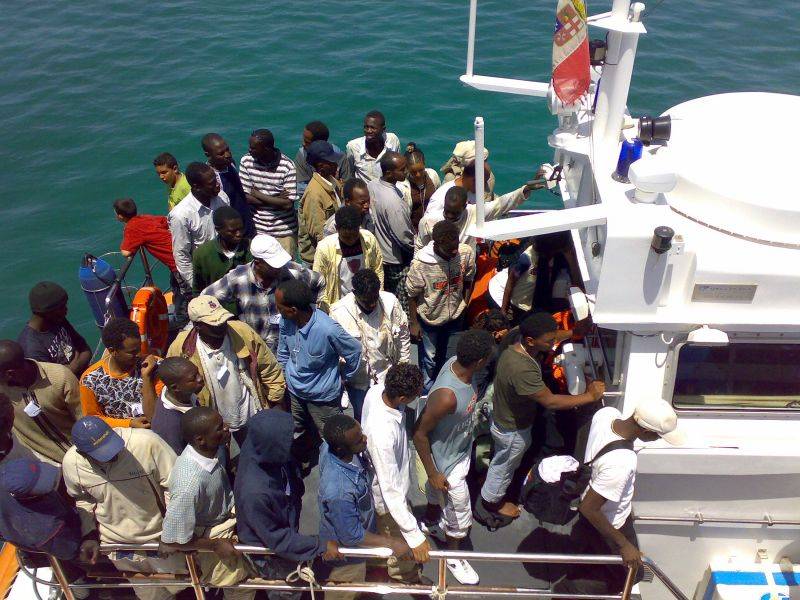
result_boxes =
[620,566,635,600]
[475,116,486,229]
[643,558,690,600]
[48,556,76,600]
[139,248,154,287]
[466,0,478,77]
[185,553,206,600]
[437,556,448,596]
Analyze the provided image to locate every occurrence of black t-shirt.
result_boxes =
[17,321,89,366]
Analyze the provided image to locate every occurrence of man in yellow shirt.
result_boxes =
[154,152,191,210]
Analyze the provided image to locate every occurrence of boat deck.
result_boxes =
[297,394,595,599]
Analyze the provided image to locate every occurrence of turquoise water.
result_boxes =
[2,0,798,341]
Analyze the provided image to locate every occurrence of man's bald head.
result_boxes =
[0,341,34,388]
[379,151,407,184]
[181,406,219,444]
[202,133,233,171]
[0,342,24,372]
[443,186,469,223]
[201,133,224,152]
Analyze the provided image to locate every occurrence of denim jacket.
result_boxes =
[318,442,375,562]
[277,309,361,403]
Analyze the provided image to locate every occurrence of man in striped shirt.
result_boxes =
[239,129,299,258]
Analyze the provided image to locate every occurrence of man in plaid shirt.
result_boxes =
[202,234,325,353]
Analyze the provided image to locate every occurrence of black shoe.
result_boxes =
[473,497,514,531]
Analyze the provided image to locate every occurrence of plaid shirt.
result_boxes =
[202,261,325,352]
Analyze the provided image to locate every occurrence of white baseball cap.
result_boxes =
[633,399,687,446]
[250,234,291,269]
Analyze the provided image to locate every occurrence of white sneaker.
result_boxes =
[419,519,447,543]
[446,558,480,585]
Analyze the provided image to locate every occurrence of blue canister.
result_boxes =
[79,255,128,327]
[614,138,644,182]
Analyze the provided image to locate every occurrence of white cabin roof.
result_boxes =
[663,92,800,247]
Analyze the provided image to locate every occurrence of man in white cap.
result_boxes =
[166,296,285,442]
[558,399,685,596]
[202,233,325,353]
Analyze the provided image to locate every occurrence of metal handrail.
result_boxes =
[17,543,689,600]
[635,514,800,527]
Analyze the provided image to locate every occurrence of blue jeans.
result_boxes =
[345,385,368,422]
[419,317,463,393]
[480,421,532,504]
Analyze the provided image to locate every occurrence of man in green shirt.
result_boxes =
[154,152,192,211]
[192,207,252,308]
[478,312,605,521]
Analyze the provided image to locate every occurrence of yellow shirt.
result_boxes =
[167,173,192,210]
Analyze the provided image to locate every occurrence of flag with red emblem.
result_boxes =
[552,0,590,104]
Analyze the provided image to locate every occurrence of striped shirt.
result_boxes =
[202,261,325,353]
[238,152,298,238]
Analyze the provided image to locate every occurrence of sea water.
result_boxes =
[1,0,798,339]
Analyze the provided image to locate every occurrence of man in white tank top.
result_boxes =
[412,330,495,585]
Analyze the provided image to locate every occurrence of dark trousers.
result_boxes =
[554,514,643,596]
[169,271,190,331]
[383,263,410,318]
[289,392,342,465]
[419,317,464,393]
[254,555,304,600]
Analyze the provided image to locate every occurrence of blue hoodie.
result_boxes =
[0,489,82,560]
[234,410,326,563]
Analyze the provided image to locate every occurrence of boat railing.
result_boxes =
[17,542,689,600]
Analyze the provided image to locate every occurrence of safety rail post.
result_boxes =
[185,553,206,600]
[47,556,76,600]
[475,116,486,229]
[620,565,635,600]
[437,555,448,597]
[643,557,690,600]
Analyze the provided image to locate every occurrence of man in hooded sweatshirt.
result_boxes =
[406,220,476,392]
[234,409,342,598]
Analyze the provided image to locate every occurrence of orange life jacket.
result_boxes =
[129,286,169,356]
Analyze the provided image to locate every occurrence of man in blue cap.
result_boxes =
[298,140,345,264]
[62,416,180,600]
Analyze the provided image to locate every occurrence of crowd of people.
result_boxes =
[0,111,685,600]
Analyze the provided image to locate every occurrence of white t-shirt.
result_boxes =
[583,407,637,529]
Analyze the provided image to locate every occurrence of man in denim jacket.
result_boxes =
[317,414,409,598]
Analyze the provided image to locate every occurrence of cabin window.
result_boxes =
[672,343,800,410]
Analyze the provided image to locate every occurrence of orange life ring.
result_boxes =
[130,286,169,356]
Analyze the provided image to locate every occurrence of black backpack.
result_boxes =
[521,439,634,525]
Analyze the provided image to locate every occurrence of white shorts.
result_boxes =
[425,455,472,539]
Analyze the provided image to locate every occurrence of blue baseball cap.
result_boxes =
[72,417,125,462]
[0,458,61,497]
[306,140,343,166]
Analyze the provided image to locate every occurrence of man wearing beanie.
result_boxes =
[17,281,91,377]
